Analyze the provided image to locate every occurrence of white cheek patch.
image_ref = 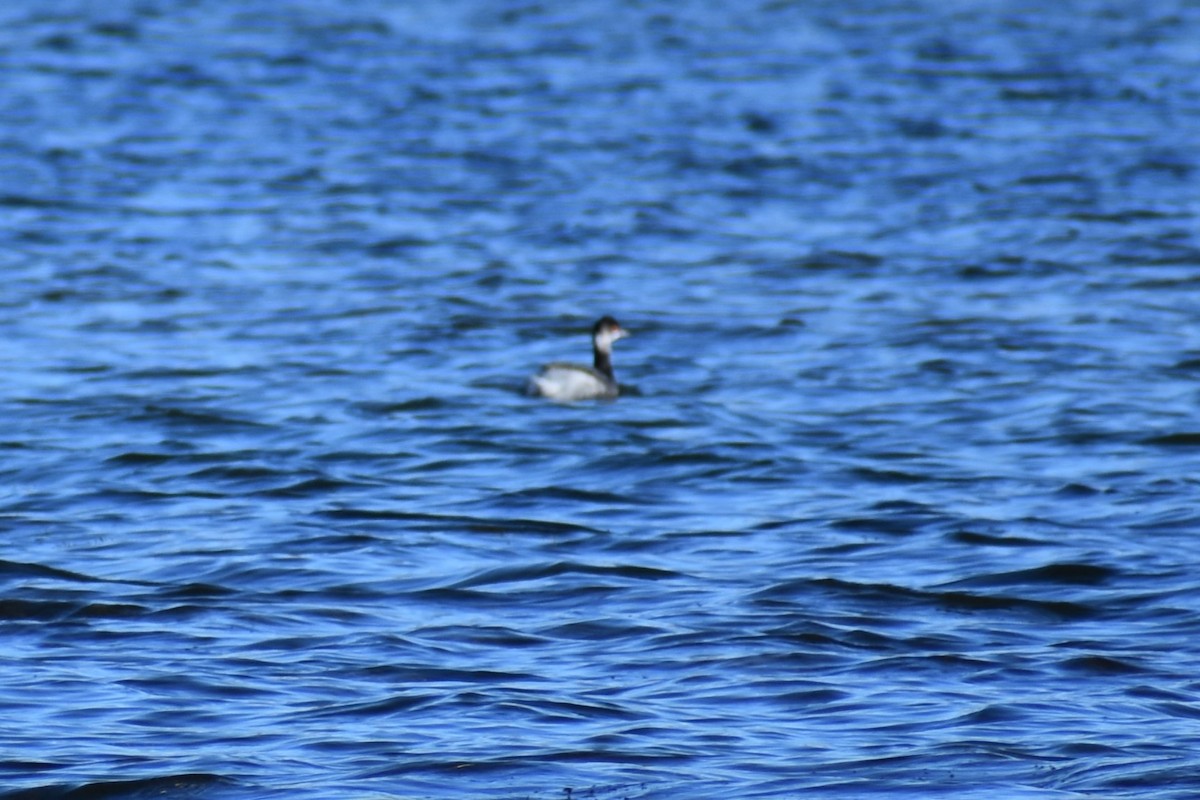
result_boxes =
[595,327,626,350]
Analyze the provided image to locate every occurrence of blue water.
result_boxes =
[3,1,1200,798]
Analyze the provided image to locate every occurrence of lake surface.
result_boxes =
[3,1,1200,797]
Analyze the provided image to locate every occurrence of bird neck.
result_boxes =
[593,345,614,379]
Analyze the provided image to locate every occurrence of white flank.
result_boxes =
[529,365,617,402]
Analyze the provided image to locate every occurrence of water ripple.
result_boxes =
[2,0,1200,798]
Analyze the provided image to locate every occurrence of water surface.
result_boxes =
[2,1,1200,798]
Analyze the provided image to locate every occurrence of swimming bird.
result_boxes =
[527,316,629,402]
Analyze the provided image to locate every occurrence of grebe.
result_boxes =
[527,316,629,402]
